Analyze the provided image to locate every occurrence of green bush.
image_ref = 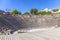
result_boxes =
[39,11,51,15]
[24,12,30,15]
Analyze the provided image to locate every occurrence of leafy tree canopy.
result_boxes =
[30,8,38,15]
[52,9,59,12]
[10,10,21,15]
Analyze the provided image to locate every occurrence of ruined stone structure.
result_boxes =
[0,12,60,35]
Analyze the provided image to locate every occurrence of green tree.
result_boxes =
[52,9,59,12]
[30,8,38,15]
[10,10,21,15]
[24,12,30,15]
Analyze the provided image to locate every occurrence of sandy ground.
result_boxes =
[0,27,60,40]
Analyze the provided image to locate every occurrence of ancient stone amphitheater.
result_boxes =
[0,11,60,35]
[0,10,60,40]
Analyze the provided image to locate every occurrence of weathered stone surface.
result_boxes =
[0,13,60,34]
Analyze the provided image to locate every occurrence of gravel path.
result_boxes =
[0,27,60,40]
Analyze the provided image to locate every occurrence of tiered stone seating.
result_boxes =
[0,12,60,35]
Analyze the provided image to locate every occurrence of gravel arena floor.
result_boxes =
[0,27,60,40]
